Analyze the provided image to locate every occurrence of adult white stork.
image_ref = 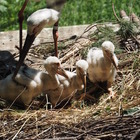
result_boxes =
[87,41,118,97]
[45,59,89,108]
[12,0,67,79]
[0,56,68,107]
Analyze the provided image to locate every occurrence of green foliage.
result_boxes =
[90,25,119,49]
[0,0,140,31]
[0,0,46,31]
[123,107,140,116]
[60,0,140,26]
[117,20,137,40]
[0,0,8,12]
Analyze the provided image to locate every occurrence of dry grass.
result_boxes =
[0,23,140,139]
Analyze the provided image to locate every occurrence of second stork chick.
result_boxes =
[87,41,118,97]
[45,60,89,108]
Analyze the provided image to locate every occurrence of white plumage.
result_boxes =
[45,60,89,108]
[87,41,118,96]
[0,56,68,106]
[27,8,60,36]
[13,8,61,79]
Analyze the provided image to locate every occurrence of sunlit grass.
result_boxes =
[0,0,140,31]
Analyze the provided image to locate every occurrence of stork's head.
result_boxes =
[101,41,118,69]
[76,60,89,92]
[46,0,67,12]
[44,56,68,78]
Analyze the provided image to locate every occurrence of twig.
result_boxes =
[44,137,78,140]
[12,115,31,140]
[112,3,120,22]
[54,90,75,110]
[132,34,140,45]
[95,133,116,139]
[32,126,52,139]
[118,59,133,68]
[132,129,140,140]
[79,24,97,38]
[76,129,93,139]
[8,87,26,109]
[13,101,34,124]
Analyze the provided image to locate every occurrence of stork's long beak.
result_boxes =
[57,67,69,79]
[12,34,36,79]
[81,73,87,94]
[111,55,118,70]
[83,74,87,93]
[106,51,118,70]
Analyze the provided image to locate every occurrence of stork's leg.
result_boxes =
[79,85,96,101]
[53,21,59,57]
[12,34,36,80]
[18,0,29,59]
[107,82,116,98]
[79,92,96,101]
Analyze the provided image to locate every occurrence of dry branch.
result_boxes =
[60,38,91,64]
[112,3,120,22]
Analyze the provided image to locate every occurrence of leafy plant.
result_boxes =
[90,25,119,49]
[0,0,8,12]
[117,20,137,40]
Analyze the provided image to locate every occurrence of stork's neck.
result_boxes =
[42,73,60,91]
[72,75,84,90]
[47,0,66,12]
[103,53,112,68]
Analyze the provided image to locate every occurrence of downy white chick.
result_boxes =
[87,41,118,97]
[45,60,89,108]
[0,56,68,106]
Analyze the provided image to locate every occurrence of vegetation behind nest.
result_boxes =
[88,25,120,52]
[117,20,138,40]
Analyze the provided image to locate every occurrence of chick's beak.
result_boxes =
[111,55,118,70]
[105,51,118,70]
[81,73,87,93]
[57,66,69,79]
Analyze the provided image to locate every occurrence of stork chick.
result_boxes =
[87,41,118,97]
[0,56,68,107]
[45,60,89,108]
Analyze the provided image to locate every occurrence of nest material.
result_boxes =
[0,33,139,140]
[0,9,140,139]
[0,110,140,139]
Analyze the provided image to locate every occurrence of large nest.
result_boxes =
[0,10,140,139]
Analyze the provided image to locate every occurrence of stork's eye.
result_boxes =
[56,63,60,66]
[53,63,60,68]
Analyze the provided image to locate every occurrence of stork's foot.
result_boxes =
[79,93,86,100]
[108,88,116,99]
[74,93,96,108]
[79,93,96,101]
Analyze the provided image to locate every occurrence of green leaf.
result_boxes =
[0,5,7,12]
[123,107,140,116]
